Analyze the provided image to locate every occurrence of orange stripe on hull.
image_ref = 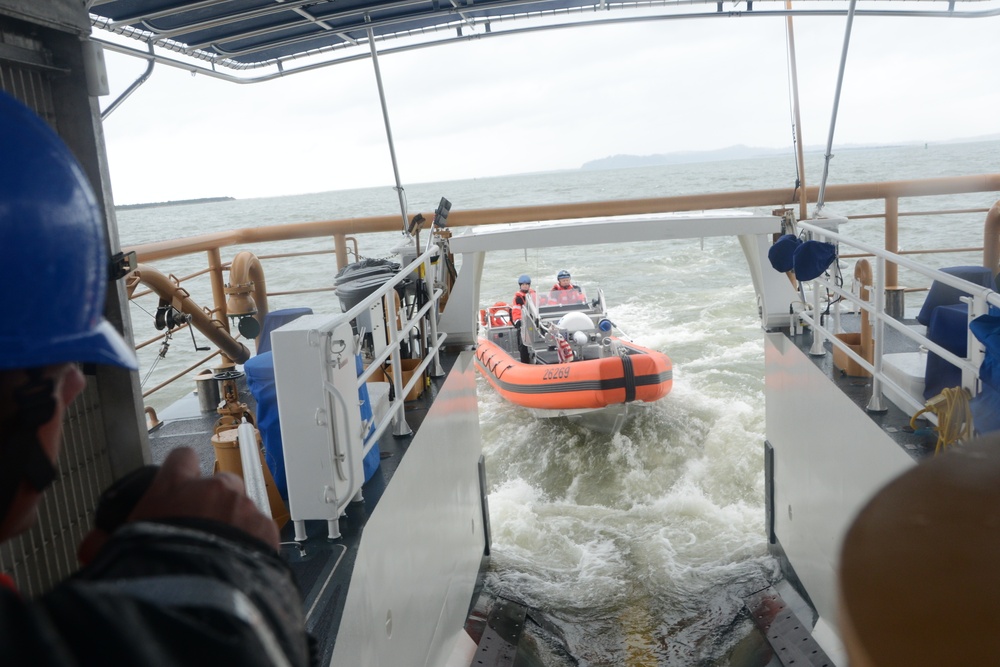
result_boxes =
[474,338,672,410]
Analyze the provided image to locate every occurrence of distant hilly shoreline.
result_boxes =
[117,136,999,207]
[116,196,235,210]
[581,136,1000,171]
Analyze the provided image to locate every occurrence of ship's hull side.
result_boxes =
[331,352,487,667]
[764,332,915,665]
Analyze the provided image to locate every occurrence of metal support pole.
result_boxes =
[333,233,349,271]
[424,252,444,377]
[809,274,825,356]
[885,196,899,288]
[366,25,409,233]
[784,4,808,223]
[384,291,412,436]
[867,256,887,412]
[964,292,987,396]
[816,0,858,212]
[102,43,155,120]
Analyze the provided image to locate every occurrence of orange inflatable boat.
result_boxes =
[475,337,672,411]
[474,288,672,431]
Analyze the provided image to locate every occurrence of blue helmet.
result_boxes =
[0,91,137,371]
[518,274,531,285]
[557,270,571,280]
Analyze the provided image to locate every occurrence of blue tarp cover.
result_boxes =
[245,351,381,499]
[792,240,836,282]
[767,234,800,273]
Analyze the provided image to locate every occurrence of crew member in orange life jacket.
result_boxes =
[512,275,536,312]
[549,269,584,304]
[512,275,535,363]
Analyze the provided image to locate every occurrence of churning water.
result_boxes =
[118,141,998,665]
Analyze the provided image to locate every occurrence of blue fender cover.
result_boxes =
[767,234,801,273]
[970,313,1000,434]
[792,240,837,281]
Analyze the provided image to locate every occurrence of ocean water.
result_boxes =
[117,141,999,665]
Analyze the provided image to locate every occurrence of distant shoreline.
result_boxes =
[116,196,235,210]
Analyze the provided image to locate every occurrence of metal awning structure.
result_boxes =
[90,0,1000,82]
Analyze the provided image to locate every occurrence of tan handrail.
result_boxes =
[127,174,1000,404]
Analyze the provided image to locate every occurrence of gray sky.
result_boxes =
[99,13,999,205]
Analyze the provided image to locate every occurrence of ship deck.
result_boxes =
[782,312,938,462]
[146,345,482,666]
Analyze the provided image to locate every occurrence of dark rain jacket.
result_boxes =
[0,520,312,666]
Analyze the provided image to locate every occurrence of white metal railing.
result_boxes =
[333,243,445,447]
[796,220,1000,417]
[278,241,448,540]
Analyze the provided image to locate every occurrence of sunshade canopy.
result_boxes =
[89,0,1000,80]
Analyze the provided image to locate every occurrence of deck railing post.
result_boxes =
[385,292,412,437]
[964,292,987,396]
[867,256,887,412]
[424,250,444,377]
[333,233,349,272]
[885,196,899,290]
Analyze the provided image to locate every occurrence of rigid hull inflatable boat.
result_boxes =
[475,288,672,432]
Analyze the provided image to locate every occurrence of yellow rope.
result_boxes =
[910,387,973,455]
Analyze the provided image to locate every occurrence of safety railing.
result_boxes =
[349,245,446,443]
[123,175,999,413]
[270,242,446,540]
[796,219,1000,418]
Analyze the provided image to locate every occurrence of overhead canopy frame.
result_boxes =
[90,0,1000,82]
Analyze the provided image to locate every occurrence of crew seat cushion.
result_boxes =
[916,266,993,326]
[923,303,968,400]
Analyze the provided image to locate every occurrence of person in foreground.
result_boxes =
[0,90,311,666]
[838,431,1000,666]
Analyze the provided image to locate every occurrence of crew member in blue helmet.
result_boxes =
[512,274,536,310]
[549,269,584,304]
[511,275,536,362]
[0,92,310,666]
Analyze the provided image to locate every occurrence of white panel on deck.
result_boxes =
[271,314,365,524]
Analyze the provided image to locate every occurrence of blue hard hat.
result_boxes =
[557,270,571,280]
[0,92,137,371]
[518,274,531,285]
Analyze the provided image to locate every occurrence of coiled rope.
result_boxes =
[910,387,973,455]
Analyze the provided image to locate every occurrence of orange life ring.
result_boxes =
[488,302,510,327]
